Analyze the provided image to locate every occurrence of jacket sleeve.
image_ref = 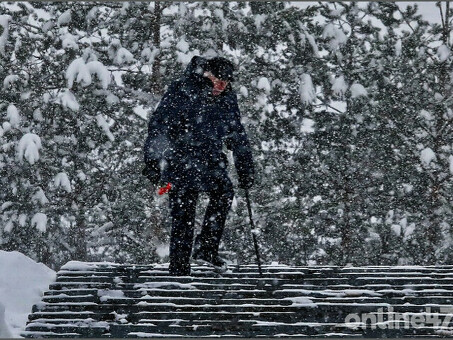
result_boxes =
[224,94,255,187]
[143,82,179,167]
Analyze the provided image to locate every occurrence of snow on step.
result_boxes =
[23,262,453,337]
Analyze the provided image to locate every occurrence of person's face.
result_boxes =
[204,71,229,96]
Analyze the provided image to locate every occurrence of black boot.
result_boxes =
[210,254,227,268]
[192,243,212,264]
[192,245,227,269]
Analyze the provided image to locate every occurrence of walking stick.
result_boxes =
[244,189,263,277]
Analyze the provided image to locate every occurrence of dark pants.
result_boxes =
[168,181,234,276]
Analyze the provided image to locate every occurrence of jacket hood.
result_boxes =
[181,56,232,97]
[182,56,208,80]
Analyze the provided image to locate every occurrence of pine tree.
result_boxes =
[1,1,451,268]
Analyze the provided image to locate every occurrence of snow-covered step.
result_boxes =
[31,302,453,325]
[55,275,299,286]
[54,270,453,283]
[23,322,108,338]
[49,281,274,291]
[41,296,294,306]
[48,286,453,299]
[33,303,317,315]
[23,262,453,337]
[27,311,112,322]
[104,322,361,337]
[281,282,453,290]
[45,293,451,307]
[42,295,97,304]
[40,290,453,306]
[27,310,453,335]
[44,288,271,300]
[48,282,113,290]
[59,270,307,279]
[105,323,453,337]
[125,282,277,291]
[44,289,99,296]
[57,264,453,275]
[295,277,453,285]
[21,331,84,338]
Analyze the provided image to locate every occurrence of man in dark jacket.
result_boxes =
[143,56,254,276]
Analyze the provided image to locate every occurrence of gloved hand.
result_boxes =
[158,183,172,195]
[238,173,254,190]
[142,160,160,185]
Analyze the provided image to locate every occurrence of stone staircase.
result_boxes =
[22,262,453,337]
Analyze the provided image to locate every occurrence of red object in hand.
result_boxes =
[158,183,172,195]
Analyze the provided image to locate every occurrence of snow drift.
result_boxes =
[0,251,56,338]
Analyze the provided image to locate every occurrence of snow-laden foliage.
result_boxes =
[331,75,348,98]
[17,133,41,164]
[0,15,11,55]
[56,90,80,111]
[299,74,316,105]
[31,213,47,232]
[257,77,271,94]
[349,83,368,99]
[437,44,450,62]
[420,148,436,166]
[54,172,72,193]
[322,23,347,50]
[6,104,20,127]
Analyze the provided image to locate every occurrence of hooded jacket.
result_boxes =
[143,56,254,191]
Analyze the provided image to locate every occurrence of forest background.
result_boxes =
[0,1,452,270]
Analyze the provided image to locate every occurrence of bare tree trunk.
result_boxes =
[438,1,451,45]
[73,154,87,261]
[150,1,163,95]
[423,1,452,264]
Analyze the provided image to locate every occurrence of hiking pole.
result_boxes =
[244,189,263,277]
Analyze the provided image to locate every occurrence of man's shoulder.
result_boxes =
[160,80,190,104]
[165,80,183,94]
[221,89,239,106]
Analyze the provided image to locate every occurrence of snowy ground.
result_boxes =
[0,251,55,338]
